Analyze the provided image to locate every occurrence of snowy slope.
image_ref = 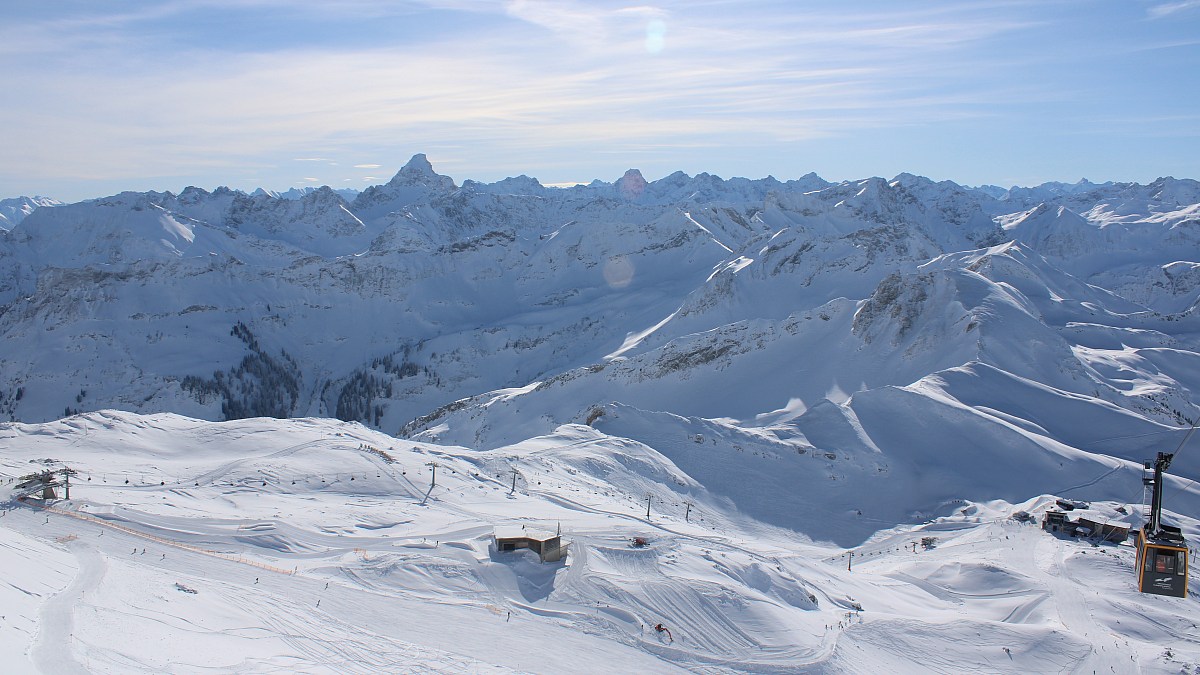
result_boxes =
[3,412,1200,673]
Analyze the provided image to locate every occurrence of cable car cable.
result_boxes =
[1162,419,1200,504]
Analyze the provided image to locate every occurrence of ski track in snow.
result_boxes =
[1054,457,1126,497]
[1042,535,1125,673]
[30,540,103,675]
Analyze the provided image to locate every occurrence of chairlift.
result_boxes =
[1135,452,1189,597]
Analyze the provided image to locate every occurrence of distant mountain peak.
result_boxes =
[0,195,63,230]
[616,169,647,200]
[402,153,435,175]
[387,153,456,191]
[461,175,546,195]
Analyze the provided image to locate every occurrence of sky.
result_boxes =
[2,0,1199,202]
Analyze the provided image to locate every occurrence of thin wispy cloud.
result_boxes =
[1148,0,1200,18]
[1,0,1197,198]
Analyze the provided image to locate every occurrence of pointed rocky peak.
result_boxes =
[643,170,692,198]
[786,172,831,193]
[349,154,455,220]
[890,172,928,188]
[889,173,942,202]
[691,172,725,187]
[387,153,457,191]
[857,176,893,194]
[658,170,691,185]
[177,186,212,205]
[303,185,341,201]
[616,169,647,200]
[403,153,435,175]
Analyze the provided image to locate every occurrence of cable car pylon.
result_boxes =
[1135,451,1189,597]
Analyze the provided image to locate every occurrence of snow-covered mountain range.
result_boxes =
[3,156,1200,672]
[3,156,1200,541]
[251,186,360,201]
[0,195,63,231]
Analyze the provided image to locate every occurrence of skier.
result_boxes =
[654,623,673,642]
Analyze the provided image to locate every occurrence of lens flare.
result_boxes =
[645,19,666,54]
[603,256,635,289]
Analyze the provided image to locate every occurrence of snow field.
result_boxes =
[4,412,1200,672]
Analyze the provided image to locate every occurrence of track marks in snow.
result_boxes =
[1001,591,1050,624]
[30,541,104,675]
[222,589,512,675]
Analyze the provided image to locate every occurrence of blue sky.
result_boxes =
[3,0,1199,201]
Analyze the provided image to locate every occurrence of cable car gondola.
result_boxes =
[1135,452,1188,598]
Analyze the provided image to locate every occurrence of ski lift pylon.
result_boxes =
[1135,452,1189,597]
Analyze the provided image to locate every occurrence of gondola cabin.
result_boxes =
[1135,451,1190,598]
[1135,526,1188,597]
